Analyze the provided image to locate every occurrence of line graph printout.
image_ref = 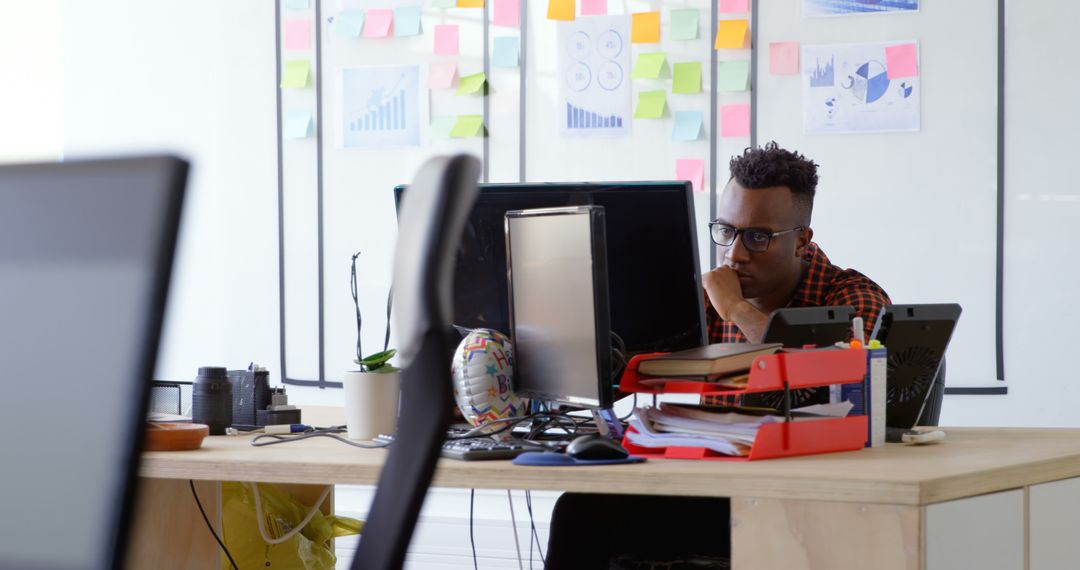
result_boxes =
[558,16,632,138]
[802,42,920,135]
[340,65,421,149]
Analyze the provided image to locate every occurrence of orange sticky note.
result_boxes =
[714,19,748,49]
[547,0,575,20]
[458,0,485,7]
[769,41,799,75]
[676,159,705,193]
[632,12,660,43]
[720,103,750,138]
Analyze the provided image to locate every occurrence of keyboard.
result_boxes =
[374,434,543,461]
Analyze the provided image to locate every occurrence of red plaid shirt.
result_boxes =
[705,242,890,344]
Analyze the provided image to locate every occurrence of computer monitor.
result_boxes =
[394,181,706,357]
[505,206,613,409]
[0,156,187,569]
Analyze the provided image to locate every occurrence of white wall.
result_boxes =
[0,1,63,163]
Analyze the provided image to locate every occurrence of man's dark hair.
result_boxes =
[729,141,819,223]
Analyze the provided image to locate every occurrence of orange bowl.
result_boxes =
[144,422,210,451]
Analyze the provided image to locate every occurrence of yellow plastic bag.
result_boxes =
[221,482,363,570]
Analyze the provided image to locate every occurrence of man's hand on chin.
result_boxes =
[702,266,746,320]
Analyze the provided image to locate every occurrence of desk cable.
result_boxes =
[470,489,479,570]
[250,426,392,448]
[249,481,333,546]
[525,489,545,567]
[507,490,525,570]
[189,480,239,570]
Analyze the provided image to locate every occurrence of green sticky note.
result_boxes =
[670,9,698,40]
[432,0,455,6]
[718,60,750,91]
[632,52,666,79]
[430,116,456,139]
[672,61,702,94]
[456,72,487,95]
[633,90,666,119]
[450,115,485,137]
[281,60,310,88]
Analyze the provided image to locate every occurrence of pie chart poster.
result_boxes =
[802,42,920,135]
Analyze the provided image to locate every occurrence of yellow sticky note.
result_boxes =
[281,60,310,88]
[714,19,748,49]
[633,90,666,119]
[672,62,701,94]
[547,0,575,20]
[632,12,660,43]
[450,115,485,137]
[455,72,487,95]
[458,0,485,7]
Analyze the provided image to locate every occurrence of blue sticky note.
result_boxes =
[394,6,422,37]
[285,0,309,10]
[672,111,703,141]
[285,111,312,139]
[335,10,365,37]
[493,36,520,68]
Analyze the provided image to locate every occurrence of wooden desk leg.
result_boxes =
[731,497,921,570]
[126,478,222,569]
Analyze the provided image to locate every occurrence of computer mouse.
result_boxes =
[565,434,630,460]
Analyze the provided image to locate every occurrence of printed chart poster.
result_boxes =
[804,0,918,17]
[558,16,632,138]
[340,65,420,149]
[802,42,920,135]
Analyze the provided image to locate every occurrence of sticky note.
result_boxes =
[633,90,666,119]
[430,116,457,138]
[632,12,660,44]
[434,25,459,55]
[548,0,575,21]
[432,0,455,7]
[494,0,520,27]
[672,61,702,94]
[281,60,310,88]
[428,61,458,88]
[715,19,748,49]
[459,0,485,7]
[676,159,705,193]
[769,41,800,75]
[493,37,520,68]
[670,9,698,41]
[335,11,365,38]
[672,111,704,141]
[632,53,666,79]
[394,6,422,37]
[720,0,749,13]
[450,115,485,137]
[364,9,393,38]
[720,103,750,137]
[285,111,313,139]
[285,19,311,51]
[456,72,487,95]
[718,60,750,91]
[886,43,919,79]
[285,0,309,10]
[581,0,607,16]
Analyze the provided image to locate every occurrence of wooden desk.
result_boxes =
[130,407,1080,569]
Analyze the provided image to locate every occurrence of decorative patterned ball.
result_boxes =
[450,329,526,430]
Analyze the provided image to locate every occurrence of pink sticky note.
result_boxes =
[720,104,750,138]
[769,41,799,75]
[581,0,607,15]
[720,0,749,12]
[364,9,394,38]
[493,0,520,27]
[676,159,705,193]
[429,61,458,88]
[886,43,919,79]
[434,25,459,55]
[285,19,311,50]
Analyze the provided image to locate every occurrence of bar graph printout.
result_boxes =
[558,15,631,137]
[340,65,421,148]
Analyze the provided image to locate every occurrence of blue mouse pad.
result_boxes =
[512,451,647,466]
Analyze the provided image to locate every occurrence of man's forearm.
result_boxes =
[726,301,769,343]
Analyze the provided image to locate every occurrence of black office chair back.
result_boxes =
[351,154,481,570]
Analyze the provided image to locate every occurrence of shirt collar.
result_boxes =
[787,242,831,308]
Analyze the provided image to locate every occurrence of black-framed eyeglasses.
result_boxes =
[708,222,804,252]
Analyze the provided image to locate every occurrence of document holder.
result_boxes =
[620,348,869,461]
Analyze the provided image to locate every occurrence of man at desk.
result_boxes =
[545,142,891,568]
